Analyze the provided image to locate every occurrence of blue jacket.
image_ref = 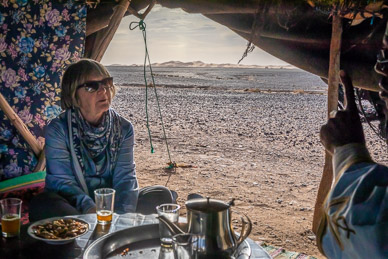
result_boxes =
[318,144,388,258]
[44,110,139,214]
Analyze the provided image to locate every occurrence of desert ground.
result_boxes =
[112,84,388,258]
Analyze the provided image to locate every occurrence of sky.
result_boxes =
[102,5,289,66]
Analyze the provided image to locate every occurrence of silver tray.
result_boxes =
[83,223,251,259]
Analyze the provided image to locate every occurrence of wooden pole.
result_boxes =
[159,0,265,14]
[127,0,156,20]
[0,93,42,157]
[33,149,46,172]
[312,13,342,234]
[88,0,131,62]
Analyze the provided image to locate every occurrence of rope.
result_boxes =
[356,89,386,142]
[129,20,173,167]
[238,2,265,64]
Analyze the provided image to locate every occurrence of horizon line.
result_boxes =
[103,60,295,68]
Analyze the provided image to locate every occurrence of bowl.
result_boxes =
[28,216,90,245]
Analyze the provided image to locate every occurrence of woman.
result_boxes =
[29,59,175,221]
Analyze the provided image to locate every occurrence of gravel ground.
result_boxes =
[112,85,388,258]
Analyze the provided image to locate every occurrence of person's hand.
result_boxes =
[320,71,365,155]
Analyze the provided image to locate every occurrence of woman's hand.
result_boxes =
[320,71,366,155]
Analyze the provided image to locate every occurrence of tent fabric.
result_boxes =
[0,171,46,193]
[0,0,86,181]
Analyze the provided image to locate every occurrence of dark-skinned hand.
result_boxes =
[320,71,365,155]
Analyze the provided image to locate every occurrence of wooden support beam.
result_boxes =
[312,13,342,234]
[159,0,265,14]
[34,148,46,172]
[86,7,113,37]
[127,0,156,20]
[87,0,131,62]
[0,93,43,158]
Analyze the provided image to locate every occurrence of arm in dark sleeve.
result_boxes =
[317,144,388,259]
[112,121,139,213]
[45,119,96,214]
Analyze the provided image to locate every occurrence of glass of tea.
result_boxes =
[0,198,22,238]
[172,233,199,259]
[156,203,180,247]
[94,188,115,225]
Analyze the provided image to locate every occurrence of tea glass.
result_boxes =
[0,198,22,237]
[172,233,199,259]
[158,246,175,259]
[94,188,115,225]
[156,203,180,247]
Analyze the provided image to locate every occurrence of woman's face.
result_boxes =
[76,74,112,121]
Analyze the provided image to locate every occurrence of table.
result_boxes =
[0,213,271,259]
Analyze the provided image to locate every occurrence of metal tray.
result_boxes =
[83,224,251,259]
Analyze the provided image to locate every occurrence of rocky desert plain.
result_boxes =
[112,83,388,258]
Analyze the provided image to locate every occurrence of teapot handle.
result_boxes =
[236,214,252,247]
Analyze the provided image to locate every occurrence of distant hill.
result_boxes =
[106,61,296,69]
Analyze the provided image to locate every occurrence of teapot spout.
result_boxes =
[157,215,185,235]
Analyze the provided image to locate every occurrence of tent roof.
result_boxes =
[85,0,388,91]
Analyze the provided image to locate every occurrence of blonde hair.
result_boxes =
[60,58,116,110]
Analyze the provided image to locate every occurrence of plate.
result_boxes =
[28,216,90,245]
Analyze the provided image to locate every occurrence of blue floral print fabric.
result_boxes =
[0,0,86,180]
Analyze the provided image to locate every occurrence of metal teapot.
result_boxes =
[158,197,252,258]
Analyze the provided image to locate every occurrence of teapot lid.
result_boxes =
[185,197,234,212]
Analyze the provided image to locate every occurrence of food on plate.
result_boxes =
[121,247,130,256]
[32,218,88,239]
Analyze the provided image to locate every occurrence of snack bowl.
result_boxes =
[28,216,90,245]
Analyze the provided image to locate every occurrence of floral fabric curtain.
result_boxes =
[0,0,86,180]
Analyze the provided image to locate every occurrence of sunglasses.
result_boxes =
[77,77,114,93]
